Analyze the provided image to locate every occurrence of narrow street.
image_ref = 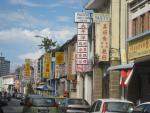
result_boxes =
[2,98,23,113]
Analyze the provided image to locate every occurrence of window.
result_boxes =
[144,104,150,113]
[95,101,102,112]
[90,102,97,112]
[141,14,145,33]
[133,18,138,36]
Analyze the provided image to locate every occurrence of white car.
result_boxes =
[89,98,134,113]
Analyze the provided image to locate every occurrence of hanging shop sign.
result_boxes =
[75,12,91,23]
[128,36,150,60]
[93,13,110,23]
[44,53,51,79]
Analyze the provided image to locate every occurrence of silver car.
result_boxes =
[89,98,134,113]
[56,98,90,113]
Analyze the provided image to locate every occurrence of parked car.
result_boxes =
[15,93,23,99]
[22,94,59,113]
[89,98,134,113]
[0,96,8,106]
[55,98,90,113]
[20,95,25,105]
[7,93,11,101]
[132,102,150,113]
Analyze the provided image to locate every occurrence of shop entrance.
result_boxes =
[127,60,150,104]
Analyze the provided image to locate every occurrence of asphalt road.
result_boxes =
[2,98,23,113]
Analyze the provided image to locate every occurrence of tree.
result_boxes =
[26,83,34,95]
[36,35,57,53]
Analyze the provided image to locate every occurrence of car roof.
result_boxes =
[95,98,133,103]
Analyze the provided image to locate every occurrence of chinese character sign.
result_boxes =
[44,53,51,79]
[99,22,110,61]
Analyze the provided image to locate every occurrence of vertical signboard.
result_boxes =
[67,45,75,80]
[44,53,51,79]
[99,22,110,61]
[76,23,89,65]
[55,64,60,79]
[75,12,92,72]
[25,59,31,78]
[94,13,110,61]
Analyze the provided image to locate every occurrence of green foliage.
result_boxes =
[36,35,57,53]
[26,83,34,95]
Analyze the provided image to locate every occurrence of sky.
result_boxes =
[0,0,89,72]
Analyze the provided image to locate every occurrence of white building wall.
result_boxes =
[77,74,83,98]
[84,75,92,105]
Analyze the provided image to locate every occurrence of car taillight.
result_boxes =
[102,103,106,113]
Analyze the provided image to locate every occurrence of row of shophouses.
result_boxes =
[13,0,150,105]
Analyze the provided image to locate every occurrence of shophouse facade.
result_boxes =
[85,0,129,101]
[126,0,150,103]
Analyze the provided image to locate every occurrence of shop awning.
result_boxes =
[85,0,105,10]
[107,63,134,72]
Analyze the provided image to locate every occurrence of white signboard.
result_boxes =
[93,13,110,23]
[76,59,88,64]
[75,12,91,23]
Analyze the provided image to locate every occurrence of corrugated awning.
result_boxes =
[107,63,134,71]
[84,0,105,10]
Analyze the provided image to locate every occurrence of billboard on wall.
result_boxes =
[55,52,64,64]
[128,36,150,60]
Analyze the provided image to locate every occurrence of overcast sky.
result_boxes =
[0,0,89,72]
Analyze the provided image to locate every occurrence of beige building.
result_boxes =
[85,0,129,101]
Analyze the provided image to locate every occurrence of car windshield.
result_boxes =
[105,102,133,113]
[32,98,55,107]
[68,99,89,105]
